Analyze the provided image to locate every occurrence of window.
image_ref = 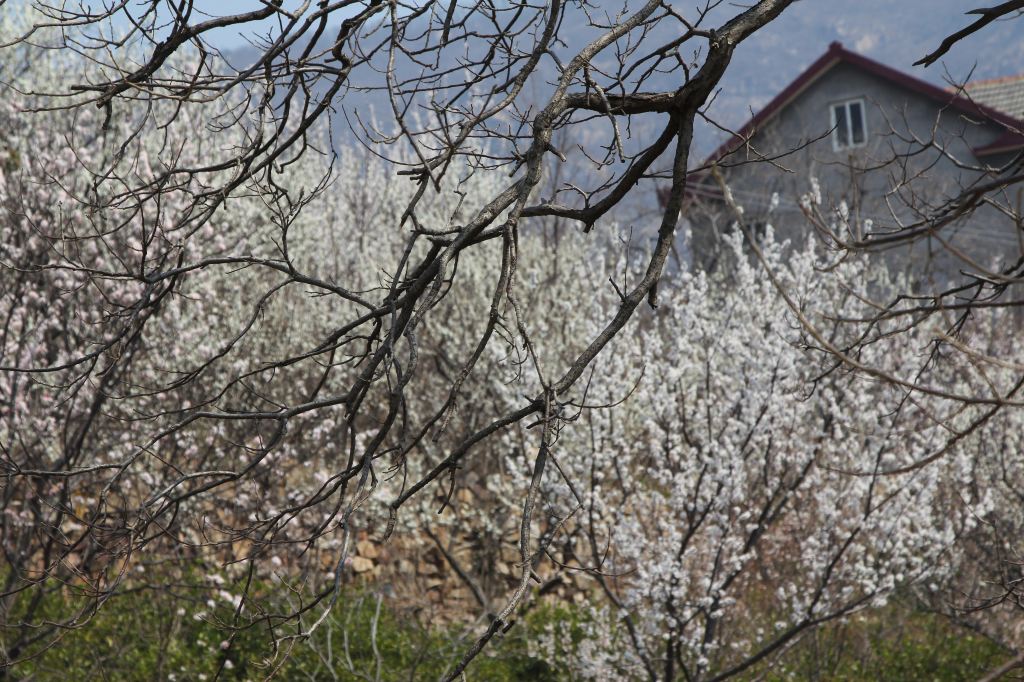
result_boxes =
[830,99,867,150]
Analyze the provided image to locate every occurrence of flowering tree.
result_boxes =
[508,227,1024,679]
[3,1,1024,679]
[1,1,809,673]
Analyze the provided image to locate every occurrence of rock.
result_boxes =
[356,539,379,559]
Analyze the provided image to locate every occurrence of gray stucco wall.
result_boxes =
[686,60,1020,286]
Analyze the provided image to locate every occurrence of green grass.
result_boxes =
[758,601,1006,682]
[1,573,556,681]
[1,576,1010,680]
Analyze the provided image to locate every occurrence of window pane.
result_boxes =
[833,104,849,148]
[849,101,865,145]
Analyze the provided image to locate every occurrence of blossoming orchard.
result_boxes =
[2,2,1023,679]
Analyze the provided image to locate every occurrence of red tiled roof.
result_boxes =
[963,74,1024,119]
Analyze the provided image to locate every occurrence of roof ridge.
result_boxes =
[965,73,1024,88]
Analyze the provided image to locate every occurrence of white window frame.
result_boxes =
[830,98,867,152]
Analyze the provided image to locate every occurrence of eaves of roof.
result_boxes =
[971,130,1024,157]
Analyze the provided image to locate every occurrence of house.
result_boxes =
[684,41,1024,281]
